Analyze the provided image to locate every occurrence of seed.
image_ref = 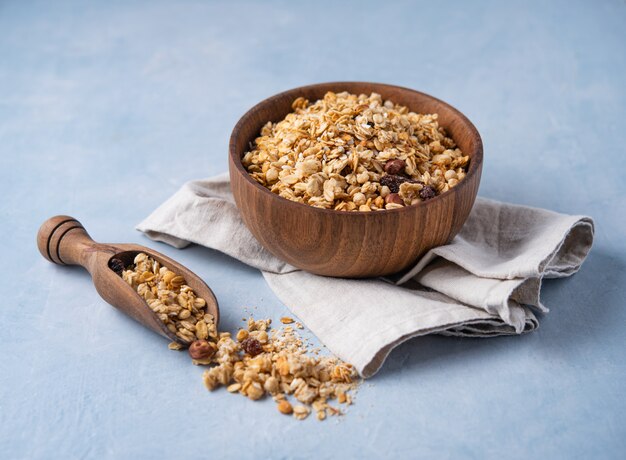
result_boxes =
[280,317,295,324]
[277,400,293,415]
[178,309,191,320]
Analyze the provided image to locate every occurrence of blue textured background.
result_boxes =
[1,0,625,458]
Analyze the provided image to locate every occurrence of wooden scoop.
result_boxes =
[37,215,219,345]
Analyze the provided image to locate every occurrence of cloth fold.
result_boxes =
[137,174,594,378]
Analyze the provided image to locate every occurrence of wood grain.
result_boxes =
[36,216,219,344]
[229,82,483,278]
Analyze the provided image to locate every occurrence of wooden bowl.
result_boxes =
[228,82,483,278]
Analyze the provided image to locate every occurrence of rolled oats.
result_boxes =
[196,313,360,422]
[117,253,360,422]
[292,405,311,420]
[243,91,469,210]
[118,253,218,346]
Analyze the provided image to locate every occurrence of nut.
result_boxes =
[384,159,406,175]
[188,340,217,360]
[385,193,404,206]
[189,311,360,423]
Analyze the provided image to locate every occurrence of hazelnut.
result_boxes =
[188,339,217,360]
[384,159,406,175]
[385,193,404,205]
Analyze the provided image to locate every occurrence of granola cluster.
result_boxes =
[113,253,359,421]
[114,253,218,344]
[243,91,470,211]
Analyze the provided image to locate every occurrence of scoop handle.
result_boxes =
[37,216,104,268]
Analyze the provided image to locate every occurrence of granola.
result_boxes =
[243,91,469,211]
[115,253,218,345]
[197,317,360,421]
[115,252,360,421]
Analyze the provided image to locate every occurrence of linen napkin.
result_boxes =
[137,173,594,377]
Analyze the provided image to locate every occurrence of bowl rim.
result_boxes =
[229,81,483,216]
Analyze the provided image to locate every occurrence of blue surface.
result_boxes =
[1,0,625,458]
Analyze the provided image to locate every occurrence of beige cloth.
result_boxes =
[137,174,594,377]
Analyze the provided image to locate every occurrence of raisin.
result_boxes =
[380,174,416,193]
[384,159,406,175]
[109,257,125,275]
[241,338,263,356]
[420,185,437,200]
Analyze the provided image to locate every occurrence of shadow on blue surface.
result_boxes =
[374,248,623,380]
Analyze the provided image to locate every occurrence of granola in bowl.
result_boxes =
[243,91,470,211]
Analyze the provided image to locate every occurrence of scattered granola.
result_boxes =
[196,317,360,421]
[117,253,218,345]
[116,253,360,421]
[243,91,469,211]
